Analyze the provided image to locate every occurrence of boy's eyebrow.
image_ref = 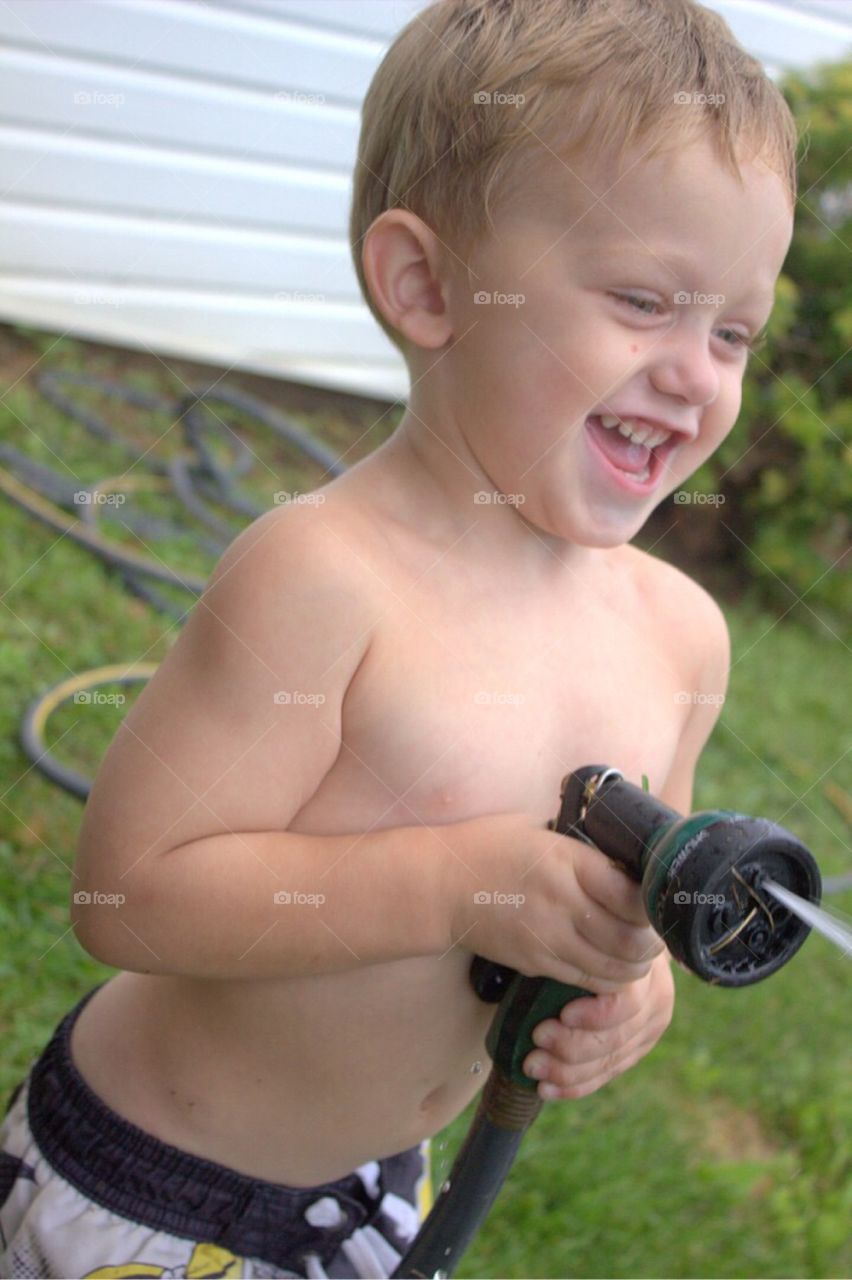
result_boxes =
[602,241,775,305]
[603,242,694,273]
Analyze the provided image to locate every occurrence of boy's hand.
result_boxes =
[521,950,675,1100]
[453,812,666,992]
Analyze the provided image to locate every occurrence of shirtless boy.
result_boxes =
[0,0,797,1276]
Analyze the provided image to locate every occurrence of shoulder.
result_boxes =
[205,492,381,602]
[185,493,388,670]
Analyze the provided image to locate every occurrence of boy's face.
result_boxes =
[432,133,794,550]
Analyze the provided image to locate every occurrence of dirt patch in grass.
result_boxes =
[701,1097,779,1161]
[680,1091,780,1161]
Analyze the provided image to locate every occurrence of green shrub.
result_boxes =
[693,58,851,622]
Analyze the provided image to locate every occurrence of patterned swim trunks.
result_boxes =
[0,984,433,1278]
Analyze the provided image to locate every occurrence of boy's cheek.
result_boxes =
[671,404,741,482]
[693,416,739,469]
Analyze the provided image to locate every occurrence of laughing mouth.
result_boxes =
[586,413,684,485]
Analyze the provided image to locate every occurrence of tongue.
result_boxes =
[587,416,651,474]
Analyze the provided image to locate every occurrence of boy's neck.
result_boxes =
[368,408,607,583]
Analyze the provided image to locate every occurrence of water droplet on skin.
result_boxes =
[470,1060,483,1074]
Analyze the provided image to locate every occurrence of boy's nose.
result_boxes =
[647,330,721,408]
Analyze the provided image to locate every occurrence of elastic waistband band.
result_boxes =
[25,983,423,1269]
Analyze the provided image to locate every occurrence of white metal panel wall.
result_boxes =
[0,0,423,398]
[0,0,849,402]
[710,0,852,77]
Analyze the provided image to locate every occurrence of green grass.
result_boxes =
[1,330,850,1279]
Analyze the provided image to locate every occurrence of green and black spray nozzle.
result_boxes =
[563,764,820,984]
[473,763,822,1009]
[393,766,822,1279]
[468,764,822,1103]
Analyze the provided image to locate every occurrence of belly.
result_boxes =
[70,950,494,1186]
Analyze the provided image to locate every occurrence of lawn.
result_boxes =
[1,328,849,1279]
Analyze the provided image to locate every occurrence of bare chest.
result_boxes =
[291,553,689,834]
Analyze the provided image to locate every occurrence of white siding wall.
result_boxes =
[0,0,849,401]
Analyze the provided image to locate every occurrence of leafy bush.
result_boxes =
[693,58,851,622]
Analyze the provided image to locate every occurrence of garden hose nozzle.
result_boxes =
[393,766,821,1279]
[471,764,823,1092]
[563,764,821,983]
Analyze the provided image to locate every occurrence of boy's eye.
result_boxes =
[722,327,768,356]
[616,293,660,315]
[716,327,752,348]
[717,328,749,350]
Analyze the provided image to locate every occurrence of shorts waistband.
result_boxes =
[25,982,423,1270]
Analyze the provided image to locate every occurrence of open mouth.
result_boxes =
[584,415,681,492]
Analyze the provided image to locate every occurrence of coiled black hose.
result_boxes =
[4,368,348,796]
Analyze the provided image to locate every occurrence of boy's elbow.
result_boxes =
[69,878,160,974]
[70,890,123,968]
[72,917,116,969]
[71,912,165,976]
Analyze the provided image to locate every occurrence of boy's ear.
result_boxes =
[361,209,454,349]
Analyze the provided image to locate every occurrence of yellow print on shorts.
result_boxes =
[83,1240,243,1278]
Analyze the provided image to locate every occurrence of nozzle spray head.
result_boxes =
[557,766,822,989]
[646,814,822,986]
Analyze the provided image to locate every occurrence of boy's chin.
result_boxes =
[569,524,647,552]
[535,499,652,551]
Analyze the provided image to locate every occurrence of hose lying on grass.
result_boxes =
[3,369,345,796]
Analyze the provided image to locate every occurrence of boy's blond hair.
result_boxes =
[349,0,799,355]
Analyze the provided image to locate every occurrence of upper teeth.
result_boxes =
[599,415,671,448]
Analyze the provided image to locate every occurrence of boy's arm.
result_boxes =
[71,507,464,979]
